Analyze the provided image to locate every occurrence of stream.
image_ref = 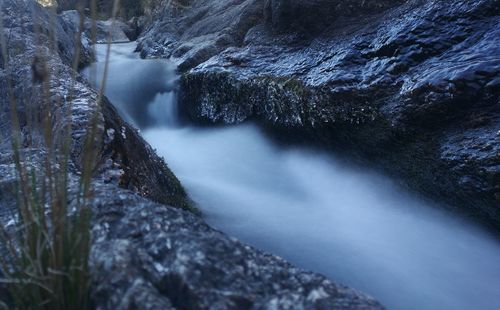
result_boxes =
[84,42,500,310]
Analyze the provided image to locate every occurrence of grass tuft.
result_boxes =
[0,0,122,308]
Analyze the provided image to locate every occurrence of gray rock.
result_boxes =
[137,0,263,70]
[61,9,131,44]
[263,0,403,33]
[0,0,383,308]
[139,0,500,230]
[123,16,146,41]
[90,181,382,309]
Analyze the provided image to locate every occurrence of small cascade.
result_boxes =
[148,91,180,128]
[83,42,179,129]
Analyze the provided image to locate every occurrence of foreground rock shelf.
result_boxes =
[138,0,500,230]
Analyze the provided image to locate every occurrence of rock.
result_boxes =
[61,10,130,44]
[263,0,403,34]
[57,0,147,20]
[123,16,145,41]
[1,0,185,208]
[100,97,193,210]
[0,0,383,308]
[139,0,500,230]
[90,181,382,309]
[137,0,263,69]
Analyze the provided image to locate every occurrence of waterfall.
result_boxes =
[147,91,180,127]
[83,42,179,129]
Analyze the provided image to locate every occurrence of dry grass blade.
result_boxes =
[0,0,124,308]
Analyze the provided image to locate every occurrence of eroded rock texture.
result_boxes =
[139,0,500,230]
[0,0,383,308]
[137,0,264,70]
[90,183,382,309]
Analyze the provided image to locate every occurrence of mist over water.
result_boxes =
[86,43,500,310]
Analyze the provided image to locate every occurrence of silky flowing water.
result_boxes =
[84,42,500,310]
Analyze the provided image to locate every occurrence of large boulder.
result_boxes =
[137,0,263,70]
[89,182,382,309]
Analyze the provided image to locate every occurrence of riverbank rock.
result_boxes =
[137,0,263,69]
[61,10,131,43]
[263,0,403,34]
[0,0,383,308]
[138,0,500,231]
[89,181,382,309]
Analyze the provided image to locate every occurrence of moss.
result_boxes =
[181,70,382,129]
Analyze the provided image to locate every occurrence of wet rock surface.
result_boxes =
[263,0,404,34]
[0,0,383,308]
[90,182,382,310]
[137,0,263,70]
[139,0,500,230]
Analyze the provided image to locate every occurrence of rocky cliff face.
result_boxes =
[139,0,500,231]
[0,0,383,308]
